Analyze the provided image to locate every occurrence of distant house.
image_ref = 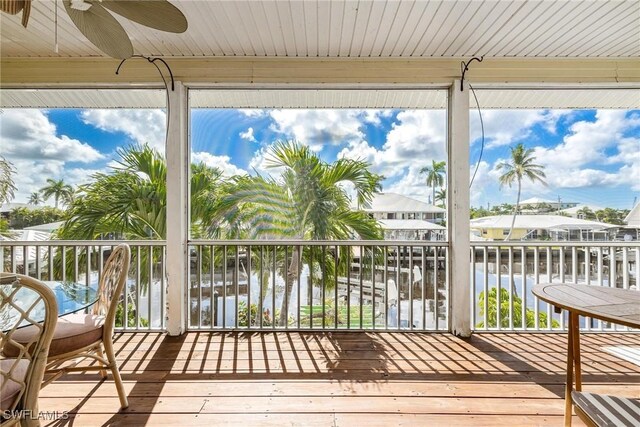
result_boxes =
[559,204,605,219]
[379,219,446,241]
[364,193,445,223]
[363,193,446,241]
[617,203,640,241]
[470,214,615,241]
[519,197,578,213]
[0,202,35,219]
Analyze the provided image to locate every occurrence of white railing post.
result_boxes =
[166,81,188,336]
[448,79,471,337]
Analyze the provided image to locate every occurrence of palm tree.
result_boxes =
[215,140,383,325]
[57,144,225,300]
[496,143,546,241]
[59,144,223,241]
[0,156,17,204]
[28,192,42,205]
[435,188,446,208]
[40,178,73,209]
[420,160,446,205]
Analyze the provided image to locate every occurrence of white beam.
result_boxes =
[448,79,471,337]
[165,81,188,336]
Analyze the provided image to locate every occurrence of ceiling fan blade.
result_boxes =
[101,0,188,33]
[63,0,133,59]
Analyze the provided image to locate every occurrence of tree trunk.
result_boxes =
[505,180,521,241]
[278,245,300,326]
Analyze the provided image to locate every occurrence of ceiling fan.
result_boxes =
[1,0,188,59]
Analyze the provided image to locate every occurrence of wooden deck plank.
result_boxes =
[37,332,638,426]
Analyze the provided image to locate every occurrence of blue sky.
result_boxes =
[1,106,638,211]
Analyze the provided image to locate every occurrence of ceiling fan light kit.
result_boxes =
[2,0,188,59]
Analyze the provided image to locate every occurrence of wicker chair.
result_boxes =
[8,244,131,409]
[1,274,57,427]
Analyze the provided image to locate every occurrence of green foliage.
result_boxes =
[477,287,559,329]
[595,208,629,225]
[0,156,17,204]
[115,302,150,328]
[300,301,375,328]
[57,144,225,241]
[40,178,74,209]
[237,301,281,327]
[495,143,546,240]
[9,206,66,229]
[420,160,446,205]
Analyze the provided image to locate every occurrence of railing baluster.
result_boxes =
[409,245,414,331]
[297,244,301,329]
[383,246,388,330]
[483,246,489,331]
[508,246,514,330]
[246,245,251,329]
[161,245,166,330]
[148,245,153,330]
[235,245,240,329]
[496,246,501,331]
[322,245,326,330]
[433,245,438,331]
[346,246,351,329]
[359,245,364,330]
[259,245,264,330]
[421,246,426,331]
[222,245,227,329]
[136,245,141,329]
[396,244,401,330]
[521,246,526,330]
[334,244,339,329]
[272,245,277,329]
[533,247,539,331]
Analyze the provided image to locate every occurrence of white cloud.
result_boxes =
[471,109,569,148]
[0,109,106,203]
[6,158,103,205]
[533,110,640,189]
[81,109,167,152]
[191,152,247,177]
[239,127,257,143]
[269,109,367,151]
[238,109,267,118]
[0,109,103,163]
[338,110,447,180]
[384,166,432,201]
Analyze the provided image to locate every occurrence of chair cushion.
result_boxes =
[572,391,640,427]
[0,358,29,411]
[5,313,105,358]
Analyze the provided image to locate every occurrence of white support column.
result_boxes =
[448,79,471,338]
[166,81,188,336]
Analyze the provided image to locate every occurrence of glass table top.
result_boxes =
[1,278,99,330]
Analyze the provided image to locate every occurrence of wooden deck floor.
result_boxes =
[39,332,640,426]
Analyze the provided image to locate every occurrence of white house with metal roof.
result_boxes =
[470,215,615,241]
[519,197,579,212]
[363,193,446,240]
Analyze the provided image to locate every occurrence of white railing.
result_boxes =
[470,242,640,332]
[188,240,449,331]
[5,239,637,333]
[0,240,166,331]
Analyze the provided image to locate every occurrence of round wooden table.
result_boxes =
[532,283,640,427]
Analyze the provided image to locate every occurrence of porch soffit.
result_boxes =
[1,1,638,59]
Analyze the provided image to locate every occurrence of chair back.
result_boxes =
[93,244,130,335]
[0,273,57,423]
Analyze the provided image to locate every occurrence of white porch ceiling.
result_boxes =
[1,88,638,109]
[1,0,638,59]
